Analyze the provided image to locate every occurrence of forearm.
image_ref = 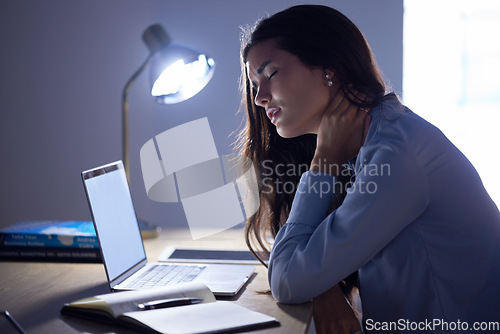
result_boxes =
[268,172,341,303]
[269,146,429,304]
[268,216,362,304]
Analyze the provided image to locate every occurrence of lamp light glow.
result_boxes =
[152,59,186,96]
[143,24,216,105]
[151,53,215,104]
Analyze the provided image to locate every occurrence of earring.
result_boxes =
[325,73,333,87]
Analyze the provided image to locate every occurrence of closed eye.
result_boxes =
[268,71,277,80]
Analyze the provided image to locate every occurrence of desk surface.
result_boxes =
[0,228,311,333]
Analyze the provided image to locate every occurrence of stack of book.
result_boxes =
[0,220,102,263]
[0,220,160,263]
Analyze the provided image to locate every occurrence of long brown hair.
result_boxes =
[236,5,387,284]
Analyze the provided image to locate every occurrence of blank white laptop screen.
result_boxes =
[82,161,255,296]
[82,162,145,281]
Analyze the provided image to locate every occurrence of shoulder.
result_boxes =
[363,94,449,160]
[367,94,439,143]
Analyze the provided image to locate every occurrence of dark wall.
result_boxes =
[0,0,403,229]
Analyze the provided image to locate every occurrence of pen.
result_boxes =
[137,297,203,310]
[2,310,27,334]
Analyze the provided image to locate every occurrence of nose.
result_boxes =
[254,86,271,107]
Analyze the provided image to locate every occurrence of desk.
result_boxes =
[0,228,311,333]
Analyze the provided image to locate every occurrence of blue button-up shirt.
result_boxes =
[268,94,500,330]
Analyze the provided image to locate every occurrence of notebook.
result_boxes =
[81,161,254,296]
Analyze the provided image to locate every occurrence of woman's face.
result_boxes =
[246,39,335,138]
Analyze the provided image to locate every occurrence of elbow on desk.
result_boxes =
[269,268,313,304]
[271,287,311,304]
[270,281,313,305]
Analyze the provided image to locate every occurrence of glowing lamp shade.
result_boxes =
[150,50,215,104]
[143,25,215,104]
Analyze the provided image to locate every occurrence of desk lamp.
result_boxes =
[122,24,216,181]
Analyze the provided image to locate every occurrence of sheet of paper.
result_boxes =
[122,301,278,334]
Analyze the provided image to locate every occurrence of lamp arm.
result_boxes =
[121,54,154,183]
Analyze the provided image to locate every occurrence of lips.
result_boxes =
[266,107,281,125]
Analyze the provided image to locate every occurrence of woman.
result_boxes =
[236,4,500,334]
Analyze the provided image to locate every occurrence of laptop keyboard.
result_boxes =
[127,264,206,288]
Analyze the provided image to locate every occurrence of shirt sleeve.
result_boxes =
[268,141,430,304]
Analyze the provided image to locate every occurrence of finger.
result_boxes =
[341,91,367,118]
[354,92,370,116]
[324,90,348,117]
[355,92,367,104]
[345,87,366,104]
[339,95,356,117]
[353,107,370,132]
[340,99,365,122]
[355,92,369,115]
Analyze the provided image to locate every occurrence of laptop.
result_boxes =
[81,161,254,296]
